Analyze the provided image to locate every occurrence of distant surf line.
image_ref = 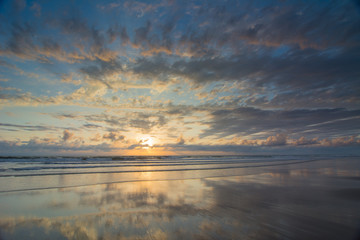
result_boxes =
[0,158,321,178]
[7,158,305,171]
[0,159,321,194]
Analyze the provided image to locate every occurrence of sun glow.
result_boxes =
[140,137,154,148]
[121,135,175,155]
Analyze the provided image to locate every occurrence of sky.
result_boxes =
[0,0,359,156]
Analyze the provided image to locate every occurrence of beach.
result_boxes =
[0,155,360,239]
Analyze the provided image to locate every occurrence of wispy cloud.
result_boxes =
[202,107,360,139]
[0,123,75,132]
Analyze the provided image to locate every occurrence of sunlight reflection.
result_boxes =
[1,157,360,239]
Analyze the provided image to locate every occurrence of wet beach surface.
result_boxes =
[0,156,360,239]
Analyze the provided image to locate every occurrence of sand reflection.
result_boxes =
[1,157,360,239]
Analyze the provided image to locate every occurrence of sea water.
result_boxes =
[0,155,359,239]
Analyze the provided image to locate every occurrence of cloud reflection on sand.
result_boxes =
[1,158,360,239]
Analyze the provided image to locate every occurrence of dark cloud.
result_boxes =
[289,135,360,147]
[129,113,167,132]
[201,107,360,138]
[123,0,360,110]
[131,57,173,82]
[83,123,102,129]
[163,138,360,155]
[1,22,36,59]
[62,130,74,141]
[50,113,79,119]
[0,13,119,63]
[107,25,130,45]
[103,132,125,142]
[56,16,119,61]
[95,0,360,58]
[0,123,56,132]
[188,0,360,51]
[12,0,26,12]
[130,47,360,108]
[60,17,89,36]
[79,59,122,88]
[84,113,127,128]
[133,21,152,48]
[131,20,174,56]
[30,2,41,17]
[0,22,83,63]
[291,136,319,146]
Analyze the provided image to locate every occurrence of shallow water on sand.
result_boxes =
[0,155,360,239]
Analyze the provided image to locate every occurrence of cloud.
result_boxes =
[319,136,360,147]
[0,85,116,108]
[0,90,55,106]
[176,135,185,145]
[201,107,360,139]
[0,123,57,132]
[0,23,84,63]
[161,137,360,155]
[129,112,167,132]
[79,59,122,88]
[0,134,359,156]
[114,0,360,58]
[185,0,360,51]
[84,113,127,128]
[291,137,319,146]
[0,60,17,69]
[12,0,26,11]
[0,139,116,156]
[49,110,172,134]
[83,124,102,129]
[60,73,81,85]
[103,132,125,142]
[133,21,152,48]
[287,135,360,147]
[62,130,74,141]
[129,48,360,109]
[0,14,119,63]
[1,22,35,59]
[106,25,130,45]
[131,19,175,56]
[56,16,119,62]
[30,2,41,17]
[262,133,287,146]
[123,0,166,16]
[2,0,359,110]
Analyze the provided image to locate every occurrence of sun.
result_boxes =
[140,137,154,148]
[145,137,154,147]
[124,135,174,155]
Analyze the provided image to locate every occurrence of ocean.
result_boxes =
[0,155,359,239]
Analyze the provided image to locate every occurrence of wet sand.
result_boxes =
[0,156,360,239]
